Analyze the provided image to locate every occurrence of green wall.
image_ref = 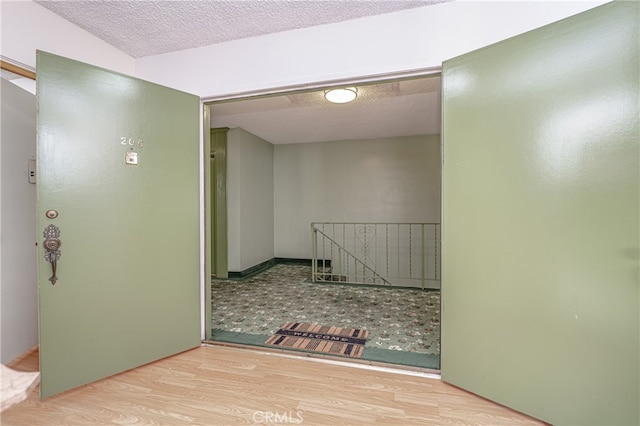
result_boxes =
[441,2,639,424]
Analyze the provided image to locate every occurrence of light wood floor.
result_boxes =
[2,345,547,425]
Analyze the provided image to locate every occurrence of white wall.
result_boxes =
[0,79,38,363]
[135,1,608,98]
[227,128,274,272]
[0,0,134,75]
[274,135,441,259]
[0,0,135,363]
[0,0,607,90]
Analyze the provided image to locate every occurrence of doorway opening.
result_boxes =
[203,72,442,370]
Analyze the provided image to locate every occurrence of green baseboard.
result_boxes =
[227,258,276,279]
[274,257,312,265]
[225,258,333,280]
[274,258,332,267]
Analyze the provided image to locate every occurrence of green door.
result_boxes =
[441,2,638,425]
[36,52,201,397]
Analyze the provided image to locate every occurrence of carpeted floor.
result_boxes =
[211,263,440,368]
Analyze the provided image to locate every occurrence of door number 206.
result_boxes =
[120,137,144,148]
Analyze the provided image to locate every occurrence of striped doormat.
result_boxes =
[265,322,369,358]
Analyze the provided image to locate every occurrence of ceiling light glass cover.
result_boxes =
[324,87,358,104]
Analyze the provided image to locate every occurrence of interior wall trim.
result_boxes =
[202,66,442,104]
[1,57,36,80]
[227,258,276,279]
[226,258,333,280]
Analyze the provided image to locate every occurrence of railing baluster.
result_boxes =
[343,224,347,280]
[409,225,413,278]
[397,224,400,279]
[330,223,336,281]
[363,224,367,280]
[322,223,326,279]
[310,222,439,288]
[385,224,389,278]
[421,224,426,289]
[354,224,357,281]
[435,224,439,281]
[312,225,315,281]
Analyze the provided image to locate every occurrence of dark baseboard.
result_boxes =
[274,257,310,265]
[227,258,276,279]
[225,257,332,280]
[275,258,332,267]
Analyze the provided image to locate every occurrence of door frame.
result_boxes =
[199,65,442,342]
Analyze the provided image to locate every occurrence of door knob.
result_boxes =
[43,224,62,285]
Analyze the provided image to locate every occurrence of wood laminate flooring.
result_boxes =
[1,345,547,425]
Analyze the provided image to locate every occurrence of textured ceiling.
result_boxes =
[35,0,444,143]
[211,76,441,144]
[35,0,447,58]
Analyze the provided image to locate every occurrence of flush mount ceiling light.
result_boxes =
[324,87,358,104]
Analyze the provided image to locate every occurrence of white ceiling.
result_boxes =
[36,0,445,144]
[35,0,448,58]
[211,76,441,144]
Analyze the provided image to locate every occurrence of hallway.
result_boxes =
[210,263,440,369]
